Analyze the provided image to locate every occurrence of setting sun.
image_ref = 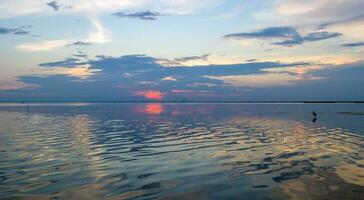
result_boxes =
[135,90,165,100]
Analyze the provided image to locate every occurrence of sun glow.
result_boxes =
[135,90,165,100]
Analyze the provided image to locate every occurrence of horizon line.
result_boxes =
[1,100,364,104]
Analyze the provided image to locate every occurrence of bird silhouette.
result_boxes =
[312,111,318,123]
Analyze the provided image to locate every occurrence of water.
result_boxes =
[0,103,363,200]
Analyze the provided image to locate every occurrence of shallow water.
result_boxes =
[0,103,363,200]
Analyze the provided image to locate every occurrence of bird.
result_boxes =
[312,111,317,117]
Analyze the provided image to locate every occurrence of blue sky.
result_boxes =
[0,0,363,101]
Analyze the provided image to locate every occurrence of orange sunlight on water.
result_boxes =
[145,103,164,115]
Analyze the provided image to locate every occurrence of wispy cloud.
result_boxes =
[274,0,364,25]
[162,76,177,81]
[67,41,92,47]
[274,31,342,46]
[171,89,214,94]
[269,0,364,42]
[0,81,37,91]
[205,73,310,88]
[39,58,83,68]
[225,27,299,40]
[224,26,342,46]
[85,16,111,44]
[17,39,72,51]
[113,10,161,20]
[73,51,88,58]
[342,42,364,47]
[159,54,210,66]
[17,38,96,52]
[317,14,364,29]
[0,26,29,35]
[17,15,110,52]
[174,54,210,63]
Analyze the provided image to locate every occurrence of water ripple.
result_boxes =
[0,103,363,199]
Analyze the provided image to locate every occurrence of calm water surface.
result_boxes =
[0,103,363,200]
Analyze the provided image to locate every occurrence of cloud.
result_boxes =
[273,31,342,46]
[174,54,210,63]
[205,74,305,87]
[0,26,29,35]
[85,16,111,44]
[269,0,364,42]
[275,0,364,23]
[0,0,221,19]
[39,58,83,68]
[317,14,364,29]
[262,66,322,75]
[0,81,37,91]
[67,41,92,46]
[303,31,342,41]
[171,89,214,95]
[17,16,110,52]
[159,54,210,66]
[342,42,364,47]
[54,65,97,79]
[250,1,364,44]
[21,54,291,92]
[17,39,72,51]
[46,0,62,11]
[224,26,342,46]
[17,38,96,52]
[162,76,177,81]
[73,51,88,58]
[4,54,363,101]
[224,27,300,40]
[113,10,161,20]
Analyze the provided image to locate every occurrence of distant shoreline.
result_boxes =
[0,101,364,104]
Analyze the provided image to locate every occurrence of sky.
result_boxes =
[0,0,363,101]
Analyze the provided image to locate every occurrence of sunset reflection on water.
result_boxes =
[0,103,363,200]
[145,103,164,115]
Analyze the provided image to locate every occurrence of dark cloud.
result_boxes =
[39,58,84,68]
[5,54,330,101]
[3,53,363,101]
[66,41,92,47]
[47,1,62,11]
[224,27,300,40]
[246,59,258,62]
[224,26,342,46]
[342,42,364,47]
[159,54,210,66]
[175,54,210,62]
[273,31,342,46]
[0,27,29,35]
[112,11,161,20]
[73,51,88,58]
[303,31,342,41]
